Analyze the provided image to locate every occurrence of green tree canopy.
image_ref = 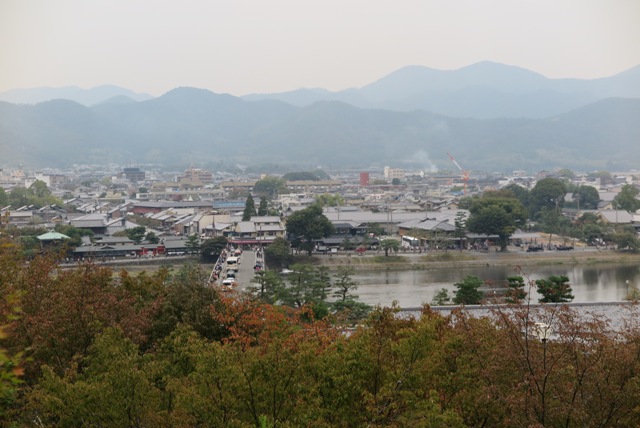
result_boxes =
[536,275,574,303]
[8,182,63,209]
[380,238,400,256]
[53,224,94,248]
[184,233,200,253]
[145,231,159,244]
[29,180,51,199]
[249,270,284,304]
[257,196,269,216]
[504,183,531,209]
[253,176,287,199]
[504,276,527,304]
[314,193,345,207]
[264,237,292,269]
[612,184,640,213]
[556,168,575,179]
[454,211,467,251]
[453,275,484,305]
[200,237,227,262]
[126,226,147,244]
[466,196,527,250]
[285,204,334,256]
[613,229,640,251]
[572,185,600,210]
[242,194,256,221]
[332,266,359,303]
[529,178,566,217]
[282,171,320,181]
[588,170,614,186]
[366,223,386,237]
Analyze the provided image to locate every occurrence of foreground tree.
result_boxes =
[248,270,284,304]
[536,275,574,303]
[332,266,359,302]
[263,237,292,269]
[453,276,484,305]
[431,288,452,305]
[504,275,527,303]
[285,204,333,256]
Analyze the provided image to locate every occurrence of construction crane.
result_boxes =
[447,152,470,194]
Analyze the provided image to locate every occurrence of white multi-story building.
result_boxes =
[383,166,405,181]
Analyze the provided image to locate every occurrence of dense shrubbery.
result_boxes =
[2,240,640,426]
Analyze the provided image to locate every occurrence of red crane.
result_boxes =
[447,152,470,194]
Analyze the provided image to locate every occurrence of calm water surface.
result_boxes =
[352,264,640,307]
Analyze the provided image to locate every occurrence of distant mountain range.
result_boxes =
[1,84,639,172]
[1,62,639,172]
[2,61,639,119]
[243,61,640,119]
[0,85,153,106]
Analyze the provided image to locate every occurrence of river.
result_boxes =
[352,263,640,307]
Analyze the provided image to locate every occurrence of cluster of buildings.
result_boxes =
[1,164,639,258]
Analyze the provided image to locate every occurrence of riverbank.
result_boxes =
[308,248,640,271]
[85,246,640,276]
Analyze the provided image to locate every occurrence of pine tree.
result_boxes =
[258,197,269,216]
[242,194,256,221]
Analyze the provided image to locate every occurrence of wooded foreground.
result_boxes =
[2,240,640,427]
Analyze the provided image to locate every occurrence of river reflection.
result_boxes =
[352,264,640,308]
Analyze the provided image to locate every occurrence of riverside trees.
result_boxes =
[285,204,334,256]
[465,192,527,251]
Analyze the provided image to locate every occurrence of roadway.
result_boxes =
[235,249,258,290]
[209,248,263,291]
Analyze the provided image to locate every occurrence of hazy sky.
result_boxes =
[1,0,639,96]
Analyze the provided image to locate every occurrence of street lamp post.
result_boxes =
[534,322,551,425]
[626,280,630,300]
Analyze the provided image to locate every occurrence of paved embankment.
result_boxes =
[308,248,640,271]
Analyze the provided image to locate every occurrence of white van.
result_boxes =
[222,278,236,288]
[226,256,239,265]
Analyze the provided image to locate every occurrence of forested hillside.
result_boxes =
[1,91,639,172]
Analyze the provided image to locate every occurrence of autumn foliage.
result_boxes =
[2,239,640,426]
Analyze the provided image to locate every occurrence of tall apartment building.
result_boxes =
[383,166,405,181]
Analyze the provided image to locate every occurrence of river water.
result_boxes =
[352,263,640,308]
